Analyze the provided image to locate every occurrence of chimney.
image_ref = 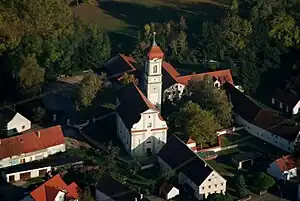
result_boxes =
[37,131,41,138]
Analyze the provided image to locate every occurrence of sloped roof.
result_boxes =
[158,135,214,186]
[147,45,164,60]
[225,82,300,142]
[275,155,296,172]
[176,69,234,86]
[162,62,181,90]
[0,125,65,159]
[116,83,160,129]
[95,175,140,201]
[273,88,299,107]
[30,174,79,201]
[104,54,137,78]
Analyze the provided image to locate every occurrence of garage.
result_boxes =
[19,172,31,180]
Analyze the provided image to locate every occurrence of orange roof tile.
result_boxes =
[176,69,234,86]
[147,45,164,60]
[275,155,296,172]
[119,54,137,71]
[31,174,79,201]
[0,125,65,160]
[162,62,180,79]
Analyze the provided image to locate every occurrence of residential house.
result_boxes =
[225,82,300,153]
[0,107,31,136]
[271,88,300,115]
[0,125,66,168]
[21,174,79,201]
[1,155,83,183]
[157,135,226,200]
[92,174,148,201]
[159,183,180,200]
[267,155,297,181]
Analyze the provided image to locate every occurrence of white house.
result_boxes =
[158,135,226,200]
[159,183,180,200]
[225,82,300,153]
[267,155,297,181]
[20,174,79,201]
[0,107,31,136]
[271,88,300,115]
[0,125,66,169]
[116,37,168,157]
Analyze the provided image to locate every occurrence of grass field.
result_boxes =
[72,0,230,53]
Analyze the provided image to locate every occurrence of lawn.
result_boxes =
[72,0,230,53]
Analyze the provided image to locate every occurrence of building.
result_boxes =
[1,155,83,183]
[21,174,79,201]
[267,155,297,181]
[157,135,226,200]
[0,125,66,168]
[0,107,31,136]
[159,183,180,200]
[271,88,300,115]
[92,174,148,201]
[225,82,300,153]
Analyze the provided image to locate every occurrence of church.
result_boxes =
[104,33,233,157]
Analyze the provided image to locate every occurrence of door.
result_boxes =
[20,172,31,180]
[8,175,15,183]
[39,169,48,177]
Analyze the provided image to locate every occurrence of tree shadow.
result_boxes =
[0,180,28,201]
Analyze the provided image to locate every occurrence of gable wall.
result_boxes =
[199,171,226,199]
[7,113,31,134]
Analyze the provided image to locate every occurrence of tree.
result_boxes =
[120,73,136,85]
[177,101,221,148]
[252,172,275,190]
[18,54,45,97]
[103,141,120,172]
[32,107,46,123]
[75,72,106,109]
[234,174,249,198]
[187,76,233,127]
[207,194,233,201]
[79,188,95,201]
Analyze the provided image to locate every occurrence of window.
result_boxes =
[208,179,211,181]
[138,139,141,145]
[35,154,43,160]
[22,125,25,130]
[20,158,25,164]
[153,65,158,73]
[147,122,152,128]
[208,185,211,188]
[202,187,205,190]
[148,116,151,118]
[215,184,217,187]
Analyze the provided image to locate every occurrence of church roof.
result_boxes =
[162,62,181,90]
[116,83,160,130]
[147,45,164,60]
[104,54,137,78]
[158,135,214,186]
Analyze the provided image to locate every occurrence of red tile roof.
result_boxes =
[147,45,164,60]
[162,62,180,79]
[176,69,234,86]
[0,125,65,159]
[31,174,79,201]
[119,54,137,71]
[275,155,296,172]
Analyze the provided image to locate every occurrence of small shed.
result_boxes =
[159,182,180,200]
[231,152,260,169]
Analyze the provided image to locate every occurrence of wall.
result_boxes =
[95,189,114,201]
[0,143,66,168]
[267,161,283,180]
[7,113,31,133]
[130,109,167,157]
[293,101,300,115]
[4,166,51,182]
[199,171,226,199]
[157,157,172,176]
[235,114,294,152]
[167,187,180,200]
[54,191,66,201]
[116,114,131,155]
[178,172,203,200]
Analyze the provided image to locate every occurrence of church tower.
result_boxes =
[144,32,164,111]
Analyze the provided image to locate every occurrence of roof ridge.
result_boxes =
[132,83,157,111]
[177,69,231,79]
[119,54,136,71]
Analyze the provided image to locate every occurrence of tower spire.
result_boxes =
[152,32,157,46]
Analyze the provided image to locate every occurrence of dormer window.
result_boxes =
[153,65,158,73]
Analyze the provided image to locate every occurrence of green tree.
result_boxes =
[75,72,106,109]
[18,54,45,97]
[252,172,275,190]
[79,188,95,201]
[103,141,120,172]
[234,174,249,198]
[187,76,233,127]
[120,73,136,86]
[207,194,233,201]
[178,101,221,148]
[32,107,46,123]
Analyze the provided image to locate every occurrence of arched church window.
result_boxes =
[153,65,158,73]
